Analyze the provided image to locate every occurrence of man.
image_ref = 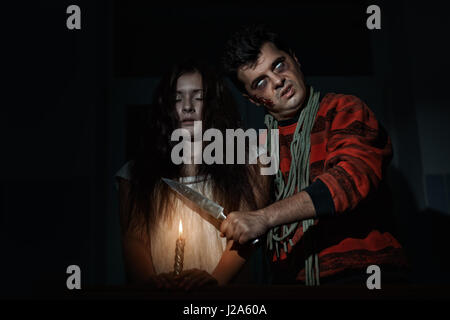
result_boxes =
[220,25,409,285]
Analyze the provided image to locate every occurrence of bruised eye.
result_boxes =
[275,61,285,71]
[256,79,267,89]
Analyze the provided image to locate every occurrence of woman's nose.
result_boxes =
[182,100,195,113]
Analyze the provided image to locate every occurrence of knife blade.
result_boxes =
[162,177,260,245]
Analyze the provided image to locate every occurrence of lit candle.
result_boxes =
[174,219,185,276]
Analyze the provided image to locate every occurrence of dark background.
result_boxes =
[1,0,450,298]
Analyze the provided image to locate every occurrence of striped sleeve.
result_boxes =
[315,95,392,214]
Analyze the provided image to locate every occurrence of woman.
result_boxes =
[115,59,270,290]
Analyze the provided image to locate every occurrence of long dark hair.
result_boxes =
[124,59,260,234]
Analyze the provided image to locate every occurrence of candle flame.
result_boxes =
[179,219,183,235]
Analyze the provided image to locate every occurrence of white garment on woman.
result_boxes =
[115,162,227,274]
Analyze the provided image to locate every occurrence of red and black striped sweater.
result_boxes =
[269,92,408,283]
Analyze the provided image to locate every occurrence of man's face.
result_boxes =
[237,42,307,121]
[175,72,204,137]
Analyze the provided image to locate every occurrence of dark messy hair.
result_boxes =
[123,59,261,236]
[222,24,293,92]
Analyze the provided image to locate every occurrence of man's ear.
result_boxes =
[293,53,301,68]
[242,93,261,107]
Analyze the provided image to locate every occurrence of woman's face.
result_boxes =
[175,72,204,136]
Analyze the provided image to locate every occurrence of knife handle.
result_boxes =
[219,211,261,246]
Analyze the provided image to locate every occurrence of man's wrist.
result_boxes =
[256,191,317,229]
[257,206,275,229]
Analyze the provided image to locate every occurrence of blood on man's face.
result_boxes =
[237,42,307,121]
